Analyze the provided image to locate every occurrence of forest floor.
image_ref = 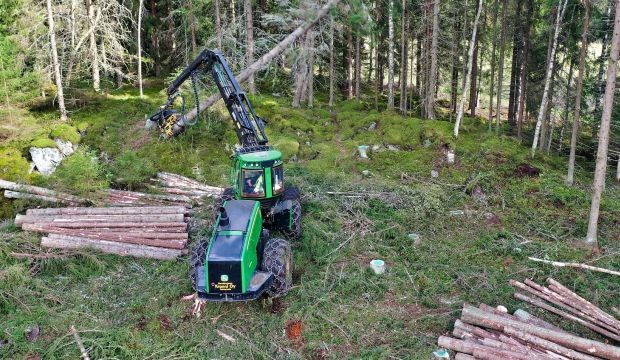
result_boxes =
[0,84,619,359]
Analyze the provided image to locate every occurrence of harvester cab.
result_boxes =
[148,49,300,301]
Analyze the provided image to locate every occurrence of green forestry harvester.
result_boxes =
[148,50,301,301]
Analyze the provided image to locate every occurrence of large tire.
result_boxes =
[212,187,235,218]
[260,238,293,298]
[280,186,302,240]
[189,237,210,292]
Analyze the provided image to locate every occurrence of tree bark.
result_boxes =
[46,0,67,121]
[531,0,567,157]
[137,0,144,98]
[245,0,255,93]
[516,0,533,140]
[586,0,620,248]
[454,0,483,137]
[487,0,499,130]
[425,0,439,118]
[558,56,575,154]
[347,25,353,99]
[593,0,613,138]
[469,0,481,116]
[399,0,408,112]
[188,0,197,53]
[184,0,341,120]
[450,5,461,117]
[355,34,361,100]
[215,0,222,50]
[567,2,590,185]
[387,0,395,109]
[86,0,100,92]
[495,0,508,134]
[329,18,335,107]
[508,0,523,127]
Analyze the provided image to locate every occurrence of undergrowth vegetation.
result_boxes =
[0,85,618,359]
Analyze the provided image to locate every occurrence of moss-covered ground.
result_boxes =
[0,85,618,359]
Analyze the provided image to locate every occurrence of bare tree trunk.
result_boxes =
[185,0,342,119]
[387,0,395,109]
[558,56,575,154]
[567,2,590,185]
[86,0,100,92]
[245,0,255,93]
[453,0,483,137]
[517,0,533,140]
[450,4,461,118]
[307,31,315,107]
[531,0,568,157]
[399,0,408,112]
[488,0,499,130]
[425,0,439,118]
[469,0,480,116]
[347,25,353,99]
[292,33,308,108]
[375,0,381,109]
[137,0,144,98]
[355,34,361,100]
[593,0,613,138]
[495,0,508,134]
[46,0,67,121]
[188,0,197,53]
[508,0,523,127]
[215,0,222,50]
[329,18,335,107]
[586,0,620,248]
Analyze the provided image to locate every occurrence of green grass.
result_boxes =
[0,85,618,359]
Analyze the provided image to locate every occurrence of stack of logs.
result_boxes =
[438,279,620,359]
[0,179,88,206]
[15,206,190,260]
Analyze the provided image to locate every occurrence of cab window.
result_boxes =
[242,169,265,197]
[272,165,284,194]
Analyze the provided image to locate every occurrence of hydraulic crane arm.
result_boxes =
[149,49,268,148]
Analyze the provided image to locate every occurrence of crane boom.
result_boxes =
[149,49,268,148]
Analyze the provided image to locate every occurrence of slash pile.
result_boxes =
[15,206,190,260]
[438,279,620,360]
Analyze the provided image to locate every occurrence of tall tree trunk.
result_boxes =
[46,0,67,121]
[454,0,483,137]
[495,0,508,134]
[86,0,100,92]
[292,33,308,108]
[586,0,620,248]
[567,2,590,185]
[138,0,144,98]
[307,31,315,107]
[329,18,335,107]
[387,0,395,109]
[508,0,523,127]
[375,0,381,109]
[188,0,197,53]
[415,33,421,96]
[450,4,461,117]
[245,0,255,93]
[425,0,439,118]
[531,0,567,157]
[400,0,408,112]
[558,56,575,154]
[355,34,361,100]
[347,25,353,99]
[469,0,480,116]
[593,0,613,138]
[215,0,222,50]
[488,0,499,130]
[517,0,533,140]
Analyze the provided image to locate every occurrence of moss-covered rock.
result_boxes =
[30,137,57,148]
[273,138,299,160]
[50,124,81,144]
[0,148,31,181]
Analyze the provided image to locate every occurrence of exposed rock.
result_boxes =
[431,170,439,178]
[29,147,63,175]
[471,185,487,204]
[362,170,371,177]
[371,144,382,153]
[386,145,400,151]
[54,139,74,156]
[358,145,369,159]
[367,122,377,131]
[484,212,501,226]
[423,139,432,148]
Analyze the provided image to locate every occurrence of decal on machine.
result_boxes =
[212,282,237,291]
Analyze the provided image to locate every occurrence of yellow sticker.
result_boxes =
[214,282,236,291]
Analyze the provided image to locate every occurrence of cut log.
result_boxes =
[15,213,185,226]
[104,189,192,203]
[4,190,63,204]
[22,224,186,249]
[26,206,188,216]
[504,327,601,360]
[0,179,87,204]
[21,222,187,230]
[455,354,477,360]
[437,336,536,359]
[41,235,186,260]
[513,309,568,334]
[461,304,620,359]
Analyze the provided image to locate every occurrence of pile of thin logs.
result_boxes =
[102,189,193,207]
[511,278,620,343]
[151,172,223,203]
[0,179,88,206]
[438,281,620,359]
[15,206,190,260]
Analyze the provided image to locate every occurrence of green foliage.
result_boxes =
[0,147,30,181]
[50,124,81,143]
[110,150,156,190]
[30,137,57,148]
[51,148,109,195]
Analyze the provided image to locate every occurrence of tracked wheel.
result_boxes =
[189,236,210,292]
[261,238,293,298]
